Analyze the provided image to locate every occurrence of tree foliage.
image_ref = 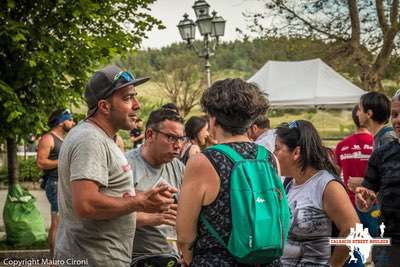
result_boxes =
[153,54,206,117]
[247,0,399,91]
[116,43,207,117]
[120,37,362,82]
[116,36,400,119]
[0,0,163,184]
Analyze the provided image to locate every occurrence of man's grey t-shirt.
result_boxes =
[125,148,184,255]
[55,121,136,267]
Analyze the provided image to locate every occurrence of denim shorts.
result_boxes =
[45,178,59,213]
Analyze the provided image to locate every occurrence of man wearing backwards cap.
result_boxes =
[55,65,176,267]
[36,108,75,257]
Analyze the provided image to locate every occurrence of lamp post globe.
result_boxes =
[177,0,226,87]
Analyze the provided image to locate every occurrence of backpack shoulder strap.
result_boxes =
[206,144,244,163]
[256,144,269,161]
[199,213,227,248]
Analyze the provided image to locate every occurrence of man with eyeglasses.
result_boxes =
[55,66,176,267]
[36,108,75,257]
[125,108,185,266]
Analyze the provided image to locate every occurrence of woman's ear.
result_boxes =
[209,116,218,142]
[292,146,301,161]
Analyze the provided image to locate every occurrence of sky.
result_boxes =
[141,0,265,48]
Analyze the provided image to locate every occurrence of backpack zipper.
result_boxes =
[276,187,285,249]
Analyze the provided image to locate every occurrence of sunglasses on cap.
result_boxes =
[100,71,137,101]
[112,71,135,88]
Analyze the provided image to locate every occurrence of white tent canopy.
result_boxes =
[248,58,367,109]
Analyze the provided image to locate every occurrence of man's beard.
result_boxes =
[63,124,72,132]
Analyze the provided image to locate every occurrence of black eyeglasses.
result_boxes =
[153,129,187,144]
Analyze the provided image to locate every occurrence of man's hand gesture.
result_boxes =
[355,186,377,212]
[136,203,178,227]
[135,185,178,213]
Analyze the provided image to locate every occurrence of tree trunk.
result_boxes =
[6,137,18,191]
[360,70,383,91]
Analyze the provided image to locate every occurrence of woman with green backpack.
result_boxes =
[177,78,290,267]
[274,120,360,267]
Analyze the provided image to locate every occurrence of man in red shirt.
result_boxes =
[336,105,373,205]
[336,106,374,266]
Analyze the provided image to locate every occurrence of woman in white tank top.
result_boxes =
[274,120,360,267]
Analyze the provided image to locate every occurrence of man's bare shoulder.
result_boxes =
[38,133,54,147]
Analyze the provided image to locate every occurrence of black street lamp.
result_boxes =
[177,0,226,87]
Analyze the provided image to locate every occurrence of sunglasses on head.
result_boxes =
[288,120,299,129]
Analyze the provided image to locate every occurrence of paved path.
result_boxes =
[0,190,51,233]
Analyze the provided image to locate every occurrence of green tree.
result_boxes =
[248,0,400,91]
[154,53,206,117]
[0,0,162,188]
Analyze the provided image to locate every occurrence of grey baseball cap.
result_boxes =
[85,65,150,116]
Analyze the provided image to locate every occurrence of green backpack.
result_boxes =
[200,144,290,264]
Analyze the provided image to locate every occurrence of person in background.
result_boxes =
[247,114,276,152]
[202,114,218,147]
[130,118,145,148]
[180,116,209,164]
[36,108,75,256]
[335,105,373,267]
[275,120,359,267]
[27,133,38,152]
[55,65,175,267]
[353,92,397,241]
[355,91,400,267]
[357,91,397,149]
[125,108,185,266]
[335,105,373,205]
